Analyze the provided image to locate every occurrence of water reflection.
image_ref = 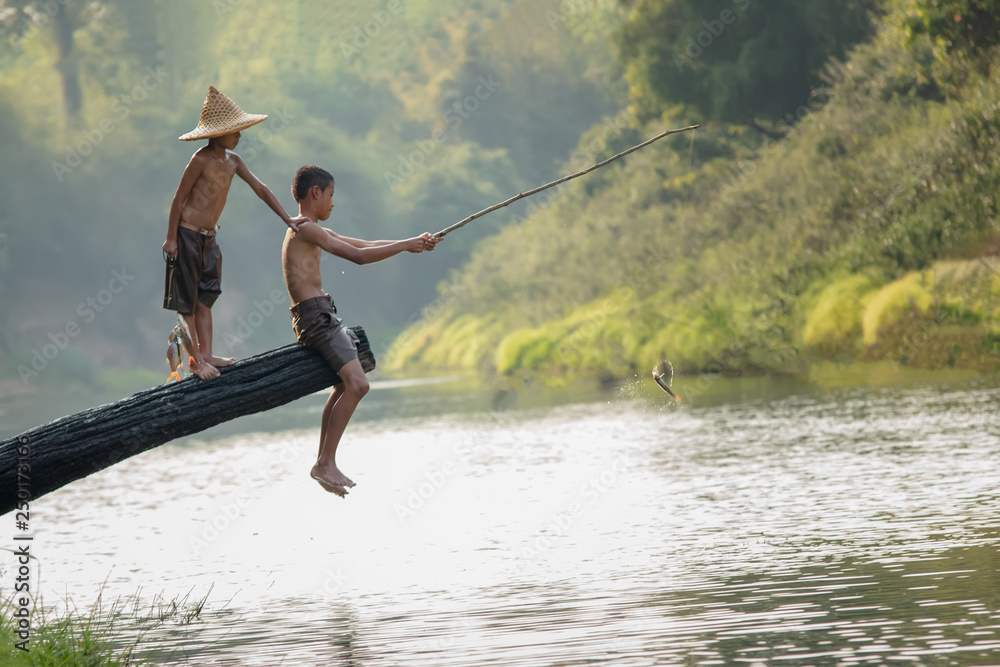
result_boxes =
[9,375,1000,665]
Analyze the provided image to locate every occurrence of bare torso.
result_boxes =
[282,228,327,305]
[181,147,239,229]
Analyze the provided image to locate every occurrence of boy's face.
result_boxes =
[316,183,335,221]
[217,131,241,150]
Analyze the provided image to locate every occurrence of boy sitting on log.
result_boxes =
[283,165,440,497]
[163,86,306,380]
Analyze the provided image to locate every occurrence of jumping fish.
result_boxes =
[652,360,681,403]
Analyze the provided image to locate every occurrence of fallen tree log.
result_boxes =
[0,327,375,516]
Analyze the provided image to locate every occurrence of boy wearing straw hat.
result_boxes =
[163,86,307,380]
[283,165,440,497]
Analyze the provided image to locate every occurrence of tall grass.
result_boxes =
[0,579,213,667]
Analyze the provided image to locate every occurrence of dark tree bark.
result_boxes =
[52,2,81,117]
[0,327,375,516]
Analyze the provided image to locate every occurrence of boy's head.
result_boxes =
[292,165,334,202]
[207,131,241,151]
[292,165,335,220]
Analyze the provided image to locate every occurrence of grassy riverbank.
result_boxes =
[385,1,1000,384]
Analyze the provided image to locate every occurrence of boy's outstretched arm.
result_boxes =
[327,230,442,252]
[164,154,205,259]
[295,222,437,264]
[234,154,307,231]
[326,230,405,249]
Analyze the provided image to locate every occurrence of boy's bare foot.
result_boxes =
[206,354,236,367]
[191,361,220,380]
[310,463,355,498]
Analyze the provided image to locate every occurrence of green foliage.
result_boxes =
[0,598,141,666]
[399,0,1000,379]
[802,275,875,356]
[493,288,640,377]
[0,586,214,666]
[899,0,1000,59]
[861,271,934,343]
[389,311,506,372]
[616,0,878,126]
[495,327,555,374]
[0,0,624,384]
[6,0,1000,390]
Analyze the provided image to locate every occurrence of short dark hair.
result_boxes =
[292,165,334,202]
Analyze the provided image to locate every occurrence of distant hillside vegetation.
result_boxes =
[386,0,1000,382]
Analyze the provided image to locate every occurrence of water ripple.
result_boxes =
[15,377,1000,665]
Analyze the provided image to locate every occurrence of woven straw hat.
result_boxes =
[178,86,267,141]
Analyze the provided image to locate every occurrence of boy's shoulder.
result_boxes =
[289,220,324,243]
[295,219,323,233]
[189,146,244,168]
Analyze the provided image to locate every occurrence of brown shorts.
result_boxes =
[291,294,359,373]
[163,226,222,315]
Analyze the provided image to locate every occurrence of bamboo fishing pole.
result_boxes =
[433,124,700,238]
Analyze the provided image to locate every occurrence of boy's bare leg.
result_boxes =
[311,359,368,497]
[318,383,344,458]
[182,311,219,380]
[195,300,235,367]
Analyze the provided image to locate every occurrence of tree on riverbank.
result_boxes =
[387,0,1000,381]
[0,0,620,397]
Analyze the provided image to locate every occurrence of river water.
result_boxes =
[6,373,1000,665]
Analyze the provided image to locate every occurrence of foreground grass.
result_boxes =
[0,585,211,667]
